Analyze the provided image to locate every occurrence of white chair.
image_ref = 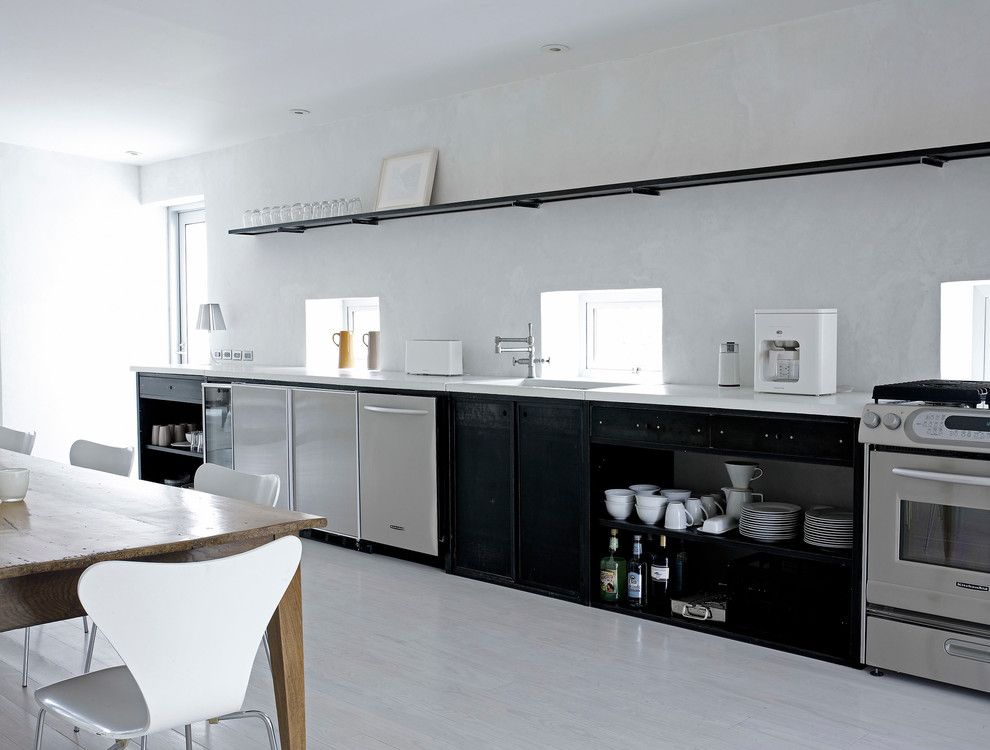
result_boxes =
[193,463,280,507]
[193,463,280,667]
[33,536,301,750]
[0,425,36,455]
[69,440,134,477]
[22,439,134,687]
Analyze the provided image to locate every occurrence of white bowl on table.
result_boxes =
[0,468,30,502]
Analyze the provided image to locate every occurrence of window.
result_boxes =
[169,205,208,364]
[541,288,662,381]
[940,280,990,379]
[305,297,380,369]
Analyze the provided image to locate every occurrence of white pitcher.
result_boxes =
[722,487,764,519]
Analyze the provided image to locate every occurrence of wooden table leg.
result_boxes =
[267,565,306,750]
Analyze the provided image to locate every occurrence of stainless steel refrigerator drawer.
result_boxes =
[867,616,990,693]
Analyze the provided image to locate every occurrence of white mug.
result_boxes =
[665,501,697,530]
[685,497,707,526]
[722,487,764,519]
[700,493,725,518]
[725,461,764,489]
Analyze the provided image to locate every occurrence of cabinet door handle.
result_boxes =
[363,405,429,416]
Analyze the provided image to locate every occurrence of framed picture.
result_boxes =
[375,148,438,210]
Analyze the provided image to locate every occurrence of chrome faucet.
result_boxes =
[495,322,549,378]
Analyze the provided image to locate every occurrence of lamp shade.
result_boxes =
[196,303,226,331]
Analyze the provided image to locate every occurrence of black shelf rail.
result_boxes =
[229,140,990,236]
[596,516,852,566]
[144,444,205,459]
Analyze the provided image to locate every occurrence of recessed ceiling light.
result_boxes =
[289,108,311,116]
[123,150,141,157]
[541,43,570,54]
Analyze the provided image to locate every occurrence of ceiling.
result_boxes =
[0,0,877,164]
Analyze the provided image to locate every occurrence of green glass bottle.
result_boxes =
[599,529,627,602]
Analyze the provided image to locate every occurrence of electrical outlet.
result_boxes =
[243,350,255,362]
[212,349,223,361]
[221,349,233,360]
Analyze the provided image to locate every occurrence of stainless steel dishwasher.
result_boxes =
[358,392,438,556]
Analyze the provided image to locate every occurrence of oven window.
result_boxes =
[900,500,990,574]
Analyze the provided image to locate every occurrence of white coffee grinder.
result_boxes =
[754,309,837,395]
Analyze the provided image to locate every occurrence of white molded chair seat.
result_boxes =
[194,463,280,507]
[69,440,134,477]
[36,666,148,736]
[33,536,301,748]
[0,425,36,455]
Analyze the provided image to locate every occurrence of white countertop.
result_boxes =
[132,364,869,417]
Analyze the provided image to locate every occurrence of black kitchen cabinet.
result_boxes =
[452,400,515,580]
[517,402,584,597]
[450,396,587,601]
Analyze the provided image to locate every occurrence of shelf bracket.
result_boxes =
[632,186,663,196]
[920,156,947,168]
[351,217,380,225]
[276,226,306,234]
[513,199,543,209]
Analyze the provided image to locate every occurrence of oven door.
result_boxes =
[868,449,990,625]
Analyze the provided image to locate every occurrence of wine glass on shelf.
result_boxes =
[347,197,362,214]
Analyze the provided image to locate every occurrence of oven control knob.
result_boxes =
[862,411,881,429]
[882,412,902,430]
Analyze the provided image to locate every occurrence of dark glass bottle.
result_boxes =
[627,534,646,608]
[649,535,671,614]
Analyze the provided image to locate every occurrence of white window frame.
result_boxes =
[168,203,206,364]
[973,285,990,379]
[578,289,662,379]
[343,298,379,333]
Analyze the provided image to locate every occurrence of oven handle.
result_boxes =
[892,467,990,487]
[945,639,990,664]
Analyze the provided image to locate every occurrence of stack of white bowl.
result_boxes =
[604,489,635,520]
[630,484,664,524]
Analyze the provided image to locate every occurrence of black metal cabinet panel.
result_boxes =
[452,400,515,579]
[591,405,709,448]
[517,402,584,596]
[138,374,203,404]
[711,414,856,463]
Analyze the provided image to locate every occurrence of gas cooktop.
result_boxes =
[872,379,990,408]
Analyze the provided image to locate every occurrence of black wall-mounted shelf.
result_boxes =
[229,140,990,236]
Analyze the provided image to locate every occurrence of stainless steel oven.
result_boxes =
[867,449,990,625]
[861,388,990,692]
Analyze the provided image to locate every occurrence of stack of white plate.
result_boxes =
[804,508,854,549]
[739,502,802,542]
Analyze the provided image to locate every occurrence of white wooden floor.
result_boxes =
[2,538,988,749]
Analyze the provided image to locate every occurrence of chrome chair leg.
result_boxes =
[184,724,193,749]
[218,709,279,750]
[262,633,272,669]
[33,708,46,750]
[141,736,149,749]
[85,624,98,673]
[83,616,89,634]
[22,628,30,687]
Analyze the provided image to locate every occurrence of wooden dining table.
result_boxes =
[0,449,327,749]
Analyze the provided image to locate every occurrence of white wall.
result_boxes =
[0,143,166,463]
[141,0,990,389]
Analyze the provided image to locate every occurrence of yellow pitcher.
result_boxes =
[332,330,355,368]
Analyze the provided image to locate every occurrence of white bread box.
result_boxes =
[405,340,463,376]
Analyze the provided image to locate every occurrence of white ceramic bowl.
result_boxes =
[0,468,30,502]
[605,499,635,520]
[628,484,660,494]
[605,488,635,500]
[634,493,664,507]
[635,504,662,525]
[660,489,692,502]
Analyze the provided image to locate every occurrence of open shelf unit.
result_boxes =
[229,140,990,236]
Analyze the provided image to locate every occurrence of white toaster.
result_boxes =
[404,340,463,376]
